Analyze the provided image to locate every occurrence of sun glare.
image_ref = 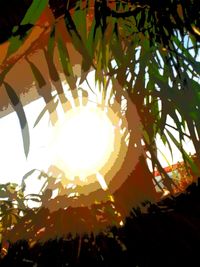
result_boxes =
[51,106,115,185]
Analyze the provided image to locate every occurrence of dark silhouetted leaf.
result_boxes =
[4,82,30,158]
[27,59,46,88]
[57,36,73,77]
[21,169,38,190]
[166,128,199,174]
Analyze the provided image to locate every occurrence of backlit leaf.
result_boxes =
[4,82,30,157]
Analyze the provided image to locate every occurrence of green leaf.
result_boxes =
[47,27,56,56]
[73,9,87,43]
[166,128,199,174]
[65,10,93,71]
[21,0,48,25]
[7,27,32,57]
[27,59,46,88]
[7,36,22,57]
[86,19,95,58]
[143,130,150,145]
[57,37,73,77]
[160,133,174,161]
[172,35,200,73]
[4,82,30,157]
[45,28,60,82]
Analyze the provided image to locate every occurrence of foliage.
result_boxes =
[1,180,200,266]
[0,170,123,243]
[0,0,200,240]
[0,0,199,162]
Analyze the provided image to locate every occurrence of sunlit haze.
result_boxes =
[0,72,196,198]
[51,106,115,182]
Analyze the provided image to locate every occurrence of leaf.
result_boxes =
[4,82,30,157]
[48,27,56,56]
[160,133,173,162]
[21,0,48,26]
[10,213,19,225]
[73,9,87,43]
[21,169,37,190]
[86,19,95,58]
[27,59,46,88]
[7,26,32,57]
[57,36,73,77]
[65,10,93,72]
[166,128,199,174]
[136,10,142,29]
[143,130,150,145]
[45,26,61,81]
[27,197,41,203]
[145,142,174,191]
[44,29,60,82]
[33,98,59,128]
[172,35,200,73]
[0,65,13,86]
[7,36,22,57]
[25,194,42,202]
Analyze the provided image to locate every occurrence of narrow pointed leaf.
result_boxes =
[166,128,199,174]
[57,37,73,77]
[4,82,30,157]
[21,169,37,190]
[27,59,46,88]
[7,36,22,57]
[33,98,59,128]
[21,0,48,26]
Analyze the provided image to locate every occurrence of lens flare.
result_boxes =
[51,106,115,183]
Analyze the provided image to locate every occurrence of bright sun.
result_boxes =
[52,106,115,184]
